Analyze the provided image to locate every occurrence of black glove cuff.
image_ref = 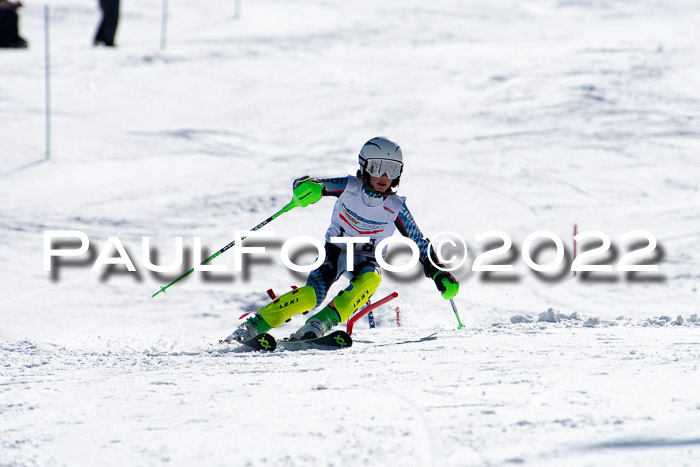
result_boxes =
[423,245,446,278]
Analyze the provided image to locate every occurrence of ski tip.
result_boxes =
[220,333,277,351]
[245,332,277,352]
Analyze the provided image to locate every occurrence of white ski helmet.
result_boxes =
[357,136,404,192]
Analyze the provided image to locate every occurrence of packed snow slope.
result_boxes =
[1,0,699,465]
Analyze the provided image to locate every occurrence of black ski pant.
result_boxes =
[95,0,120,46]
[306,243,380,307]
[0,10,20,47]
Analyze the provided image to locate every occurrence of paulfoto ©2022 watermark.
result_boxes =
[43,229,662,284]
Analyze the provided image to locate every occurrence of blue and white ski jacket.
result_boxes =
[317,175,437,278]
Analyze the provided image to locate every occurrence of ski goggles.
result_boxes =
[365,158,403,179]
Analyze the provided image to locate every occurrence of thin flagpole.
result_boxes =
[44,4,51,159]
[161,0,168,50]
[573,223,578,276]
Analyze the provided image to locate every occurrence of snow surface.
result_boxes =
[2,0,700,465]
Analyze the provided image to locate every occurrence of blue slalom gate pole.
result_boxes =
[367,309,375,328]
[44,4,51,159]
[161,0,168,50]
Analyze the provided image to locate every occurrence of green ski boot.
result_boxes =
[227,286,316,342]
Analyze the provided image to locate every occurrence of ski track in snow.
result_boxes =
[2,324,700,466]
[2,0,700,465]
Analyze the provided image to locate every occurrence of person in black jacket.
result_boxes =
[94,0,119,47]
[0,0,27,48]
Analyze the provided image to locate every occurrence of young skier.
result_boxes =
[227,136,459,342]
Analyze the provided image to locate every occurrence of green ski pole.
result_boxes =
[151,180,323,297]
[434,272,463,328]
[450,299,465,329]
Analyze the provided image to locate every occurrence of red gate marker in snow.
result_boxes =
[347,292,398,335]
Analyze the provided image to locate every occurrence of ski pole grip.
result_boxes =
[292,180,324,208]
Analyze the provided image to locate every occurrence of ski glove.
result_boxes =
[292,176,324,208]
[293,175,318,190]
[433,271,459,300]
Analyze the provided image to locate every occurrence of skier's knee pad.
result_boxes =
[332,271,382,322]
[258,286,316,328]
